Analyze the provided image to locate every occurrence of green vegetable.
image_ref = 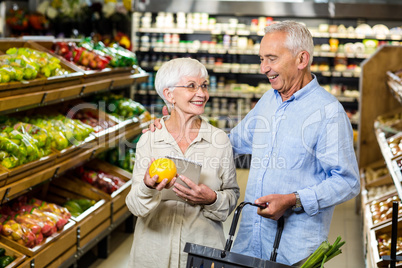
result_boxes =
[0,255,15,268]
[0,248,5,257]
[1,155,19,169]
[64,200,83,217]
[75,199,96,211]
[301,236,345,268]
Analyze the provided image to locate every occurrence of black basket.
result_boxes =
[184,202,295,268]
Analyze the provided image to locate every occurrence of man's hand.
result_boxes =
[144,158,177,191]
[142,106,169,133]
[172,175,217,205]
[255,193,296,220]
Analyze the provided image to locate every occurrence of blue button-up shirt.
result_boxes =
[230,76,360,265]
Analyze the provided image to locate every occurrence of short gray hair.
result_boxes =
[264,21,314,66]
[154,58,208,110]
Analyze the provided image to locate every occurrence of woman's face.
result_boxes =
[171,76,209,116]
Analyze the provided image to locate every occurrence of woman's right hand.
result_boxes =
[144,158,177,191]
[142,106,169,133]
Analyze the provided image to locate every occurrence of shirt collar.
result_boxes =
[273,74,318,102]
[154,116,213,144]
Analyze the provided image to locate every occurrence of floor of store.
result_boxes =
[87,169,365,268]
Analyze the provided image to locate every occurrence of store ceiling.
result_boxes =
[135,0,402,20]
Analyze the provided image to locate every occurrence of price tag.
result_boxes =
[332,72,341,77]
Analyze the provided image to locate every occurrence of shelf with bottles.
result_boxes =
[134,11,402,40]
[133,12,402,60]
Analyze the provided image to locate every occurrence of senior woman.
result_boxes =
[125,58,240,268]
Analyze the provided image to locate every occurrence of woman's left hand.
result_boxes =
[172,175,217,205]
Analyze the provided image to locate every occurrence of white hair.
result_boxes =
[154,58,208,110]
[264,21,314,66]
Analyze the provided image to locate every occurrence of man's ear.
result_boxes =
[297,51,310,70]
[163,87,174,104]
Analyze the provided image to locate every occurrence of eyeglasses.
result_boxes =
[172,82,209,92]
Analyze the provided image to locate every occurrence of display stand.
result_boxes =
[358,46,402,267]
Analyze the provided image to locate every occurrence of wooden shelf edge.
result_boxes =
[0,73,149,114]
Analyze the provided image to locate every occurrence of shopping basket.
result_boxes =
[184,201,295,268]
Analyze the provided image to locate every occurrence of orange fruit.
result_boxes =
[149,158,177,183]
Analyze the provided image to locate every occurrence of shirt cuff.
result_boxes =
[298,188,319,216]
[203,190,219,211]
[138,180,158,197]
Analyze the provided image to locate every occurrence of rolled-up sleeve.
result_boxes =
[299,111,360,216]
[125,132,162,218]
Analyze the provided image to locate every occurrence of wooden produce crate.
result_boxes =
[0,219,75,258]
[33,40,138,80]
[0,242,26,268]
[0,166,9,187]
[370,220,402,267]
[15,257,34,268]
[365,193,401,230]
[80,159,132,218]
[46,175,111,239]
[53,135,97,164]
[361,160,396,205]
[0,40,84,94]
[1,151,57,186]
[61,100,121,141]
[24,222,77,267]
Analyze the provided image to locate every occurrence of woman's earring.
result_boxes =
[171,103,175,110]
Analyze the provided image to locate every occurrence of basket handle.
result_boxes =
[221,201,266,257]
[221,201,285,262]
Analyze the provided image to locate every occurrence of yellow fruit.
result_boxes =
[149,158,177,183]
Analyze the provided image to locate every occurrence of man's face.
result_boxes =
[259,31,302,96]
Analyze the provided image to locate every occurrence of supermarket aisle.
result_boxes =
[88,169,365,268]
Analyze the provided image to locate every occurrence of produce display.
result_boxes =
[90,94,147,120]
[377,233,402,257]
[0,248,15,268]
[369,195,402,225]
[149,158,177,183]
[71,109,117,134]
[0,119,52,169]
[63,199,96,218]
[301,236,345,268]
[0,196,71,248]
[0,114,94,169]
[52,38,138,70]
[0,47,70,83]
[99,134,141,172]
[387,133,402,157]
[28,114,94,151]
[75,166,126,194]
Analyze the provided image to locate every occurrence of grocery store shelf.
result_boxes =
[0,72,149,115]
[374,129,402,199]
[386,71,402,104]
[0,120,143,205]
[137,27,402,41]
